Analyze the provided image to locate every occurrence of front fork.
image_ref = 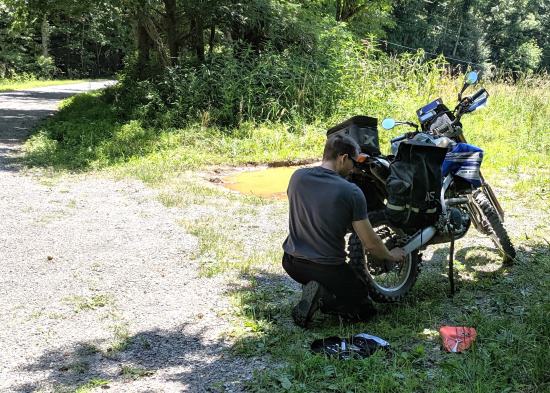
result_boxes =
[454,134,505,222]
[478,177,505,221]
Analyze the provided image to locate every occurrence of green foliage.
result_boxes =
[25,91,324,174]
[25,60,550,185]
[511,40,543,72]
[20,1,550,182]
[112,20,451,129]
[0,0,130,78]
[386,0,549,73]
[35,55,57,78]
[2,0,548,82]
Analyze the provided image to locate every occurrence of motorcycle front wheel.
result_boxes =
[347,210,421,303]
[469,190,516,262]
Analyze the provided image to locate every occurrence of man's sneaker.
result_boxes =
[292,281,322,328]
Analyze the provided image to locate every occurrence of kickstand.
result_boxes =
[448,226,456,297]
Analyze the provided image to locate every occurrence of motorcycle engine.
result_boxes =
[448,207,471,239]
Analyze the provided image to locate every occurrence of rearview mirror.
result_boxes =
[466,71,478,85]
[382,118,396,130]
[459,71,479,101]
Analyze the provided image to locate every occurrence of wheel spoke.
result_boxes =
[347,210,421,302]
[366,224,412,292]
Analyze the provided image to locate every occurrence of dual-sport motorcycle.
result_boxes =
[327,71,516,302]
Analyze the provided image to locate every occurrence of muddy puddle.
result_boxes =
[222,166,302,199]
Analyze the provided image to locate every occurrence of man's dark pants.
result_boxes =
[282,252,373,315]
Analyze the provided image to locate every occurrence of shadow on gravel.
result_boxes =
[0,107,57,132]
[13,325,250,392]
[0,89,91,172]
[0,108,57,127]
[0,107,60,172]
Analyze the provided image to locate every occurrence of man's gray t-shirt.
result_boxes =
[282,166,368,265]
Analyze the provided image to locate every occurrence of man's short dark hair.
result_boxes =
[323,134,360,161]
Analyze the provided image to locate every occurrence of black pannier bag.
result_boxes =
[326,116,380,156]
[385,140,448,230]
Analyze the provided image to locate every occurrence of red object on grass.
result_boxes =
[439,326,477,353]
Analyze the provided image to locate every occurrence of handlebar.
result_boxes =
[390,131,418,144]
[470,88,487,102]
[390,134,408,144]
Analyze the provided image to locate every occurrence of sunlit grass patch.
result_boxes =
[228,245,549,393]
[63,294,114,313]
[74,378,110,393]
[0,78,90,92]
[177,198,285,277]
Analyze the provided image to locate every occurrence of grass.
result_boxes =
[106,323,132,353]
[227,243,549,393]
[143,167,548,392]
[23,76,549,188]
[119,365,154,380]
[24,92,325,181]
[74,378,109,393]
[20,69,550,391]
[64,294,114,312]
[0,78,91,92]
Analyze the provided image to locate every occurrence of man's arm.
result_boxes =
[352,218,405,262]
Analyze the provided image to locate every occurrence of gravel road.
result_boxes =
[0,83,261,392]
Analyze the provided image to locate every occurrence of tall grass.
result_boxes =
[25,54,549,191]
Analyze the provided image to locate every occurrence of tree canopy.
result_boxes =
[0,0,547,80]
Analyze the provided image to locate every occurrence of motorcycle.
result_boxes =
[328,71,516,302]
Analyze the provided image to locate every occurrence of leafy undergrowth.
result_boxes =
[24,74,550,186]
[24,93,324,181]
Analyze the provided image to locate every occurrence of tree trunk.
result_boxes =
[190,17,205,63]
[452,21,463,57]
[336,0,365,21]
[41,14,50,57]
[209,24,215,55]
[336,0,342,21]
[163,0,178,64]
[136,18,153,77]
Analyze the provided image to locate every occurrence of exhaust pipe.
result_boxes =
[402,226,437,255]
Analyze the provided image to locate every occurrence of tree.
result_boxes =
[1,0,131,78]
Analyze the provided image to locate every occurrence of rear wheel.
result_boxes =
[347,210,421,303]
[470,190,516,262]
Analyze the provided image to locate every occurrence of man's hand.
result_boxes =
[389,247,406,263]
[353,219,408,263]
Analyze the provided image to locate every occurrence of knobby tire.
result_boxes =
[347,210,421,303]
[472,190,516,262]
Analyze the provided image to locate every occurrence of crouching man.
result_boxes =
[282,134,405,327]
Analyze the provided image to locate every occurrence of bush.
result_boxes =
[35,55,58,79]
[111,26,448,130]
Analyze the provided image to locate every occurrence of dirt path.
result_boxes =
[0,83,261,392]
